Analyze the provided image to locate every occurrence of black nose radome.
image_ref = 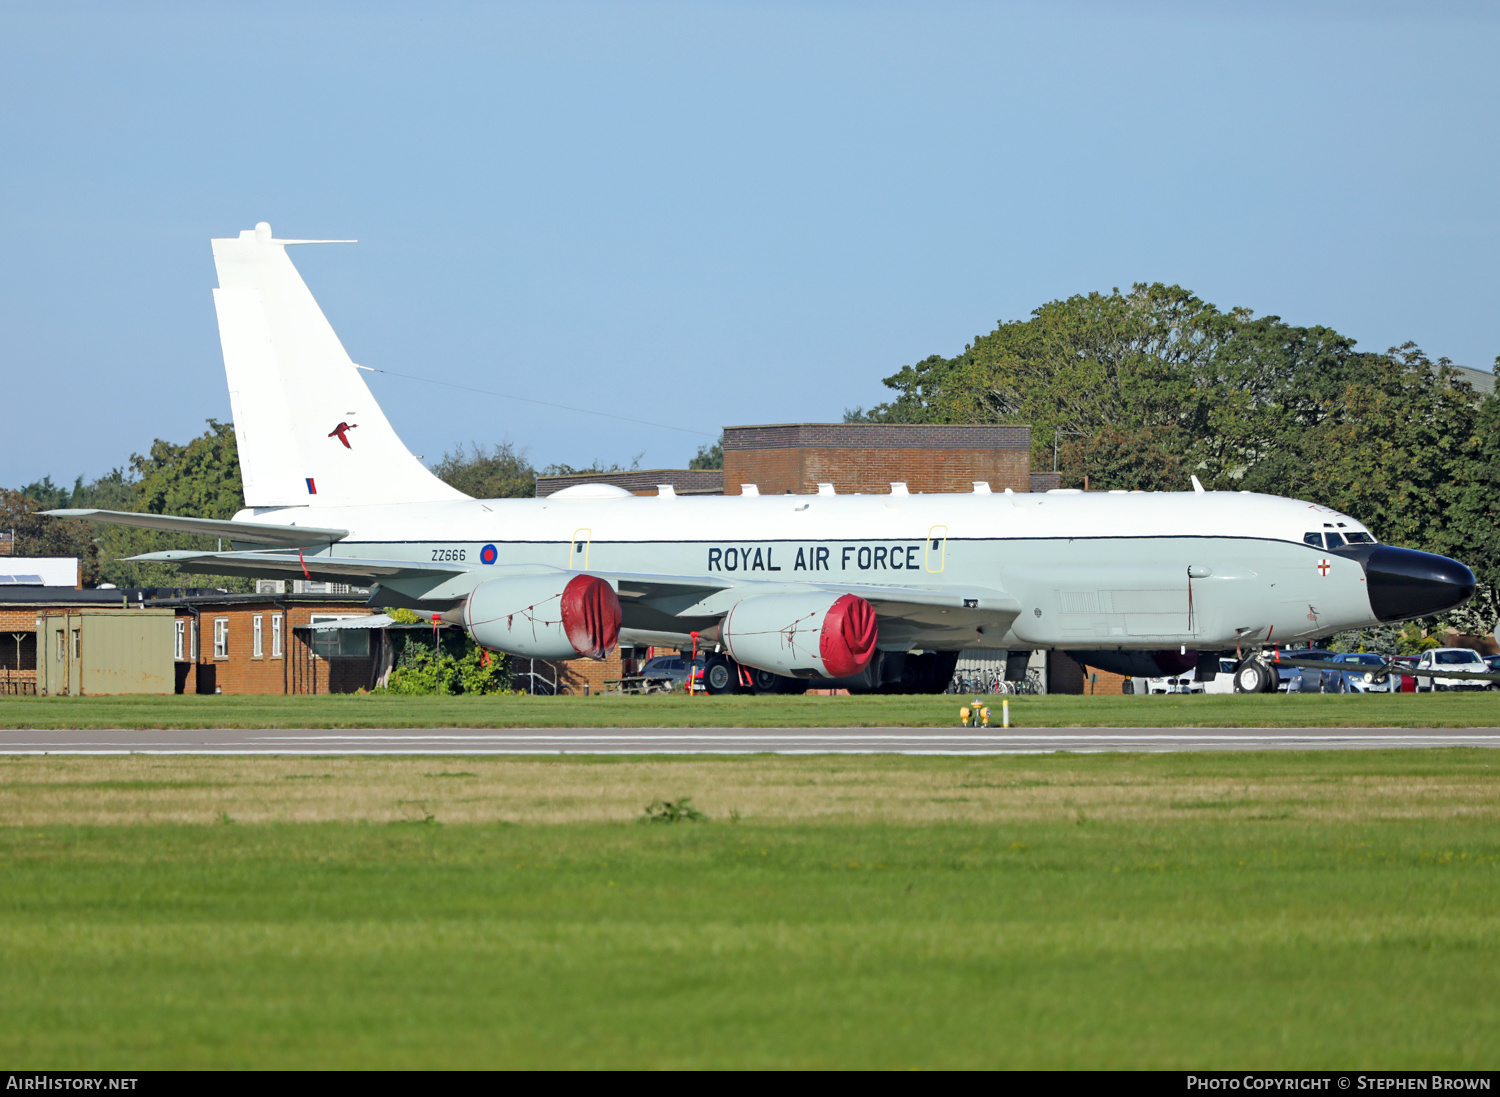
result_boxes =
[1362,545,1476,622]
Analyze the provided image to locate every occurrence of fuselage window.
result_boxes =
[1303,532,1323,548]
[1343,531,1375,544]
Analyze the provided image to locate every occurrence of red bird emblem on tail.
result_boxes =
[328,422,358,449]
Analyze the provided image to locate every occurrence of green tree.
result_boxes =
[431,442,537,499]
[383,627,509,695]
[870,284,1244,472]
[540,452,643,478]
[1445,377,1500,636]
[864,282,1498,631]
[97,420,252,590]
[689,436,723,470]
[0,488,101,584]
[1059,426,1192,492]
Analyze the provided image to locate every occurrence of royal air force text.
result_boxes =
[705,544,929,574]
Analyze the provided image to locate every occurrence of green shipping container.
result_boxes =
[36,608,175,696]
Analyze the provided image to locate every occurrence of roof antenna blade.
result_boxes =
[1190,475,1205,494]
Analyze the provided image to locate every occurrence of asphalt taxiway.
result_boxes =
[1,726,1498,754]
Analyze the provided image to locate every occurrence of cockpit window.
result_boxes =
[1324,532,1346,549]
[1343,531,1374,544]
[1303,532,1323,548]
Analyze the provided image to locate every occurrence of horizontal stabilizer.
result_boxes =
[126,550,467,584]
[44,509,348,547]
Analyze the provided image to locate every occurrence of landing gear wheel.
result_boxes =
[1234,659,1274,694]
[704,656,741,695]
[750,668,799,695]
[750,668,782,695]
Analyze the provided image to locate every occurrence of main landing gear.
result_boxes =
[703,655,800,695]
[701,651,960,695]
[1233,658,1276,693]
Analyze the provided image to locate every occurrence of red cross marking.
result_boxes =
[1317,558,1331,576]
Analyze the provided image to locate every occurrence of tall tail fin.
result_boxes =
[211,223,467,508]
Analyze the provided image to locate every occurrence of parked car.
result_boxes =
[1200,658,1239,695]
[1414,648,1492,692]
[1146,674,1202,694]
[1127,659,1237,696]
[638,653,706,692]
[1328,652,1399,694]
[1393,655,1418,693]
[1271,649,1338,693]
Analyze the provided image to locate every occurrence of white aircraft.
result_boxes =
[50,223,1477,694]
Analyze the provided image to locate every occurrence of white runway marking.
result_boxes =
[2,727,1499,754]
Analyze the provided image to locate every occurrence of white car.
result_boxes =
[1199,658,1238,695]
[1128,659,1237,696]
[1414,648,1490,691]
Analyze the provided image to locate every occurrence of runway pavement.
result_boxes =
[2,726,1499,753]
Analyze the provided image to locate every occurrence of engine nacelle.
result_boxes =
[722,592,878,679]
[461,573,621,659]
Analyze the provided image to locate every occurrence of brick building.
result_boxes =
[721,423,1055,496]
[0,586,381,696]
[535,424,1059,500]
[536,470,723,497]
[163,593,380,695]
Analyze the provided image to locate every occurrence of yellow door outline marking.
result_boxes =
[925,525,948,573]
[569,529,592,570]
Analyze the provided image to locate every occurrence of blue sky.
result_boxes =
[2,1,1496,487]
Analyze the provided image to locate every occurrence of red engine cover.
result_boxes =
[560,574,622,658]
[819,593,878,678]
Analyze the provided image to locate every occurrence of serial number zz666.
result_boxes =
[431,548,467,562]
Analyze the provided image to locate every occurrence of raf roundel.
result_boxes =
[480,544,498,565]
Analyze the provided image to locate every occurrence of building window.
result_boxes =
[174,620,185,661]
[190,619,198,660]
[253,615,264,658]
[56,630,65,661]
[71,630,80,659]
[309,615,370,658]
[271,615,283,658]
[213,618,229,659]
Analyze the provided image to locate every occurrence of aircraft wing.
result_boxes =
[599,571,735,602]
[585,568,1019,648]
[45,509,348,548]
[125,550,465,584]
[817,580,1020,616]
[589,569,1016,616]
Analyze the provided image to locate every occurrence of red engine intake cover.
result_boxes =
[819,593,878,678]
[560,574,622,658]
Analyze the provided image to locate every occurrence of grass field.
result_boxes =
[1,690,1498,729]
[1,750,1497,1068]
